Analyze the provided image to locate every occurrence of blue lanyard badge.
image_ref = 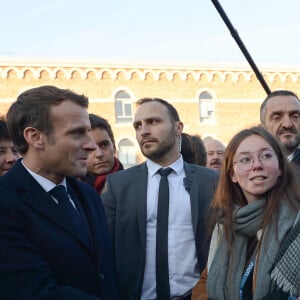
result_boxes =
[239,257,256,300]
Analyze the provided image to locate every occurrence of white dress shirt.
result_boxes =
[141,156,200,300]
[288,147,300,162]
[21,160,76,208]
[288,152,294,162]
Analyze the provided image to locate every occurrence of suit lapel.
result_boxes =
[292,148,300,166]
[184,163,199,235]
[7,161,93,253]
[68,178,106,262]
[136,163,148,246]
[66,181,95,252]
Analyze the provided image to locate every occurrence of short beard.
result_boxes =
[284,140,299,153]
[142,137,176,162]
[282,135,300,153]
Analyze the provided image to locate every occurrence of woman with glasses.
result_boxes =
[192,126,300,300]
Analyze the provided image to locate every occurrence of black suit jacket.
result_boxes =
[101,162,219,300]
[290,148,300,179]
[292,148,300,167]
[0,160,117,300]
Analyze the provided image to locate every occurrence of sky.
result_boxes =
[2,0,300,67]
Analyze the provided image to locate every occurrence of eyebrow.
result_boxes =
[269,110,283,117]
[238,148,273,155]
[288,110,300,114]
[98,140,111,145]
[133,117,162,126]
[269,109,300,116]
[66,124,90,134]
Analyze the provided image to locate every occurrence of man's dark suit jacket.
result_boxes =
[0,160,117,300]
[101,162,219,300]
[290,148,300,179]
[292,148,300,166]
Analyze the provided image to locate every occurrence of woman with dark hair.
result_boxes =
[192,126,300,300]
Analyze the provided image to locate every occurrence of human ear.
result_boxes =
[23,127,44,149]
[230,168,238,183]
[175,121,184,136]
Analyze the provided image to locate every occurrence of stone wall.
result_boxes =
[1,60,300,164]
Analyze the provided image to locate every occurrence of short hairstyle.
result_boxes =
[260,90,300,123]
[89,114,116,148]
[136,98,180,123]
[7,85,89,154]
[203,137,225,148]
[0,116,11,141]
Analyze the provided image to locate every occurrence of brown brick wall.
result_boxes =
[1,62,300,162]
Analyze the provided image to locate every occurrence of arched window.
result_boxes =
[115,90,133,124]
[199,91,215,123]
[118,138,137,168]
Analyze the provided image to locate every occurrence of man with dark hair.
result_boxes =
[181,133,207,166]
[260,90,300,166]
[102,98,218,300]
[0,85,117,299]
[81,114,123,194]
[0,116,20,175]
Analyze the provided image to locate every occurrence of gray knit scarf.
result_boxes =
[270,210,300,297]
[207,199,297,300]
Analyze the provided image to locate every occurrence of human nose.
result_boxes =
[94,146,104,157]
[84,134,97,152]
[212,152,219,159]
[281,115,293,128]
[139,123,150,136]
[251,155,263,169]
[5,150,17,163]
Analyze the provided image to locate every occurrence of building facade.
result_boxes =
[1,59,300,167]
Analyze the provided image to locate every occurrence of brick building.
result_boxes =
[1,59,300,167]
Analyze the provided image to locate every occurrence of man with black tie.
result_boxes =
[260,90,300,168]
[0,86,117,299]
[102,98,218,300]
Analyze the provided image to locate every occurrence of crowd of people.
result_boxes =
[0,85,299,300]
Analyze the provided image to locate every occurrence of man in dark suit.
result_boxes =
[0,85,117,300]
[260,90,300,168]
[102,98,218,300]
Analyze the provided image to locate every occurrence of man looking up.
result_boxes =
[82,114,123,194]
[102,98,218,300]
[260,90,300,166]
[0,85,117,299]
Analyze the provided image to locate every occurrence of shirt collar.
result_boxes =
[287,152,294,162]
[21,159,67,192]
[146,155,184,177]
[287,147,300,162]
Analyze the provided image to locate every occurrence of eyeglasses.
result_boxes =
[233,150,277,171]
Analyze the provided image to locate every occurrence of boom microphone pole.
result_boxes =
[211,0,271,95]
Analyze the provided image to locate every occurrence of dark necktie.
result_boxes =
[49,185,90,243]
[156,167,173,300]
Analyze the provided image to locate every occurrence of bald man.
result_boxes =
[260,90,300,167]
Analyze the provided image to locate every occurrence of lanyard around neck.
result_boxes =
[239,256,256,300]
